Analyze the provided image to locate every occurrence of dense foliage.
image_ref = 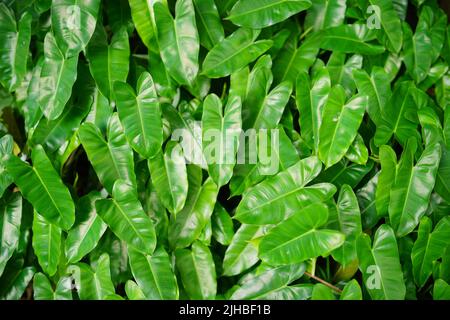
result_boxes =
[0,0,449,300]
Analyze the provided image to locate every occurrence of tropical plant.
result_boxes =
[0,0,449,301]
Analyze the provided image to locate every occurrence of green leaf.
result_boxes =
[259,203,345,265]
[340,279,362,300]
[68,253,115,300]
[125,280,146,300]
[202,94,242,187]
[65,192,107,264]
[0,5,32,92]
[95,180,156,255]
[389,140,441,237]
[168,166,218,249]
[6,145,75,230]
[128,0,161,49]
[331,185,362,267]
[374,82,419,147]
[375,145,397,218]
[318,86,367,168]
[311,284,335,300]
[128,247,178,299]
[211,204,234,246]
[411,216,450,288]
[202,28,273,78]
[193,0,224,50]
[79,114,137,194]
[87,26,130,101]
[0,265,35,300]
[357,224,406,300]
[0,192,22,276]
[227,0,311,29]
[296,67,331,152]
[222,224,270,276]
[367,0,403,53]
[51,0,101,57]
[433,279,450,300]
[353,67,391,126]
[33,273,72,300]
[320,24,385,55]
[39,32,78,120]
[148,142,188,214]
[32,211,61,276]
[230,264,306,299]
[304,0,346,32]
[154,0,199,86]
[115,72,163,159]
[235,156,336,224]
[175,241,216,300]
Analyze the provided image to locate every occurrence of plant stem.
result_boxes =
[304,271,343,294]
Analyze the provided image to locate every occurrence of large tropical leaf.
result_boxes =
[227,0,312,29]
[0,4,31,92]
[6,145,75,230]
[202,94,241,187]
[357,225,406,300]
[79,114,137,194]
[148,142,188,214]
[0,192,21,276]
[95,180,156,255]
[202,28,273,78]
[38,32,78,120]
[154,0,199,86]
[259,203,345,265]
[65,192,107,263]
[318,86,367,168]
[51,0,101,57]
[175,241,216,300]
[235,156,336,224]
[128,247,178,299]
[86,26,130,102]
[32,211,61,277]
[115,71,163,159]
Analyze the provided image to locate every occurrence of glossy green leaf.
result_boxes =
[227,0,311,29]
[168,166,217,249]
[411,216,450,288]
[389,140,441,237]
[193,0,224,50]
[235,156,336,224]
[230,263,306,299]
[6,145,75,230]
[33,273,72,300]
[128,247,178,299]
[320,24,385,55]
[340,279,362,300]
[211,204,234,246]
[318,86,367,168]
[51,0,101,57]
[357,225,406,300]
[148,142,188,214]
[222,224,270,276]
[68,253,115,300]
[87,26,130,101]
[32,211,61,276]
[115,71,163,159]
[304,0,346,32]
[39,32,78,120]
[96,180,156,255]
[296,67,331,152]
[175,241,216,300]
[0,192,21,276]
[202,28,273,78]
[0,5,32,92]
[65,192,107,264]
[259,203,345,265]
[202,94,241,187]
[79,114,137,194]
[433,279,450,300]
[154,0,199,86]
